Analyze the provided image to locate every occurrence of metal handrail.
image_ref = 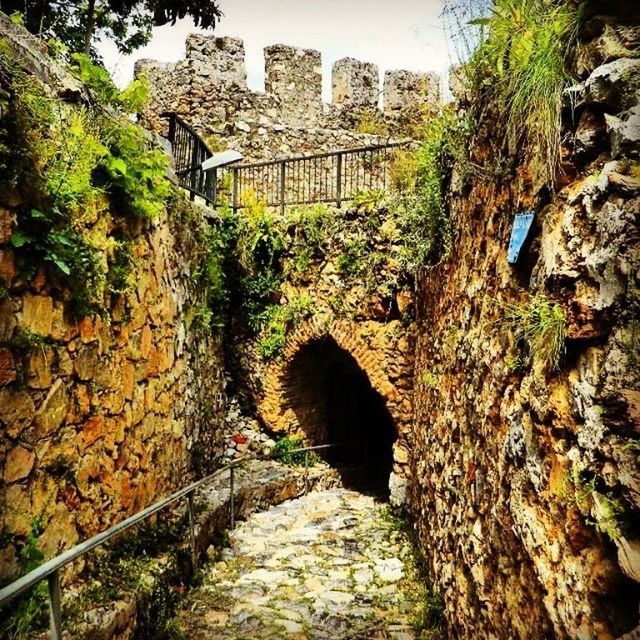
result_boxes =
[0,441,354,639]
[159,111,414,210]
[232,141,410,170]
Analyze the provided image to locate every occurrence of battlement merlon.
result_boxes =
[332,58,379,110]
[264,44,322,110]
[383,70,441,116]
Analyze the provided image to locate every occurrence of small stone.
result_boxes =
[19,293,53,336]
[4,445,35,483]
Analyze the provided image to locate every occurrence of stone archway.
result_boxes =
[256,317,414,503]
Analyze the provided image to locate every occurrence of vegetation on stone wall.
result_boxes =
[465,0,582,184]
[0,49,171,315]
[391,108,472,271]
[494,293,566,371]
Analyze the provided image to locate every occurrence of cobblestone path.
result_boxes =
[176,488,431,639]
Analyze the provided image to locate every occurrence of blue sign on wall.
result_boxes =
[507,211,535,264]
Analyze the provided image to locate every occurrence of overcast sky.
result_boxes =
[98,0,456,101]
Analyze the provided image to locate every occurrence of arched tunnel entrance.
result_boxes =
[285,337,396,497]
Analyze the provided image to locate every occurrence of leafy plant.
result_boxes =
[467,0,582,184]
[270,435,318,466]
[0,519,48,640]
[494,293,566,371]
[393,108,470,273]
[421,371,440,390]
[236,190,286,271]
[256,293,315,360]
[0,49,173,315]
[351,189,386,213]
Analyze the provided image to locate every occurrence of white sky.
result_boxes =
[98,0,456,101]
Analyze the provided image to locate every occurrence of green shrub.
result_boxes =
[468,0,582,184]
[257,293,315,360]
[0,50,173,315]
[236,190,286,271]
[494,293,566,371]
[270,435,318,466]
[391,109,471,273]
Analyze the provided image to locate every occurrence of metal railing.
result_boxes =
[224,141,410,213]
[162,112,217,204]
[0,442,349,640]
[161,112,411,210]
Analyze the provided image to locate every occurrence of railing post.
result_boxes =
[232,168,239,214]
[304,450,309,495]
[166,113,176,145]
[48,570,62,640]
[280,160,286,216]
[229,466,235,529]
[187,493,197,570]
[336,152,343,208]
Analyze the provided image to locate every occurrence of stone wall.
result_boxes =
[0,205,228,584]
[136,35,441,162]
[0,18,229,586]
[409,6,640,639]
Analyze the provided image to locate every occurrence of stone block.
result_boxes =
[27,346,53,389]
[36,502,78,559]
[0,248,15,282]
[4,484,30,536]
[74,345,100,381]
[20,293,53,336]
[0,388,35,437]
[0,347,16,386]
[4,445,35,483]
[34,378,68,436]
[0,207,15,244]
[332,58,379,110]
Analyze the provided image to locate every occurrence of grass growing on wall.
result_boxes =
[391,108,471,271]
[467,0,582,184]
[495,293,566,371]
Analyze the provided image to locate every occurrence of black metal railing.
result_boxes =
[0,442,352,640]
[162,112,217,204]
[221,141,410,213]
[161,112,411,210]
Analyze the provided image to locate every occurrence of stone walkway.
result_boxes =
[176,488,431,639]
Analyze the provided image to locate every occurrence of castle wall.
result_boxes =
[137,35,441,162]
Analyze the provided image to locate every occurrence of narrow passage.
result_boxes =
[176,488,428,639]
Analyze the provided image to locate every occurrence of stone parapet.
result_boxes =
[137,35,441,162]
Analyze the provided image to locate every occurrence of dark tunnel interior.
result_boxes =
[285,337,396,498]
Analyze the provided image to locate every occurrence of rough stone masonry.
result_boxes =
[136,34,440,162]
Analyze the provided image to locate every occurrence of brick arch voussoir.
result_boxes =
[258,317,400,434]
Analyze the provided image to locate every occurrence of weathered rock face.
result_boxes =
[410,7,640,640]
[136,35,440,162]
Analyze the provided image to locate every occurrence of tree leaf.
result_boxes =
[10,230,33,248]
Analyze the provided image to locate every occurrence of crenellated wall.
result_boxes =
[136,35,441,162]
